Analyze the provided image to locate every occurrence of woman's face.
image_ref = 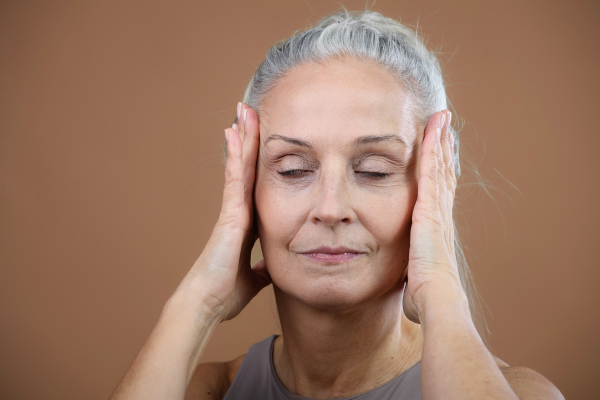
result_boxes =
[255,57,422,310]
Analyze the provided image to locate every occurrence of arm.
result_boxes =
[403,111,563,400]
[109,104,269,400]
[109,297,221,400]
[420,284,564,399]
[419,282,519,399]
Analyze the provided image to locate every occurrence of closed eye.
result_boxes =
[278,169,311,177]
[356,171,391,179]
[279,170,391,179]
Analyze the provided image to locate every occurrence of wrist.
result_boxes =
[163,285,225,328]
[167,249,237,323]
[415,278,472,330]
[134,293,221,388]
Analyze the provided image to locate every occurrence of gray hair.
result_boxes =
[240,9,489,343]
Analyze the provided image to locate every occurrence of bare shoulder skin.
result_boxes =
[494,357,565,400]
[184,355,245,400]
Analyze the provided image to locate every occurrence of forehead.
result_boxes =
[259,57,416,144]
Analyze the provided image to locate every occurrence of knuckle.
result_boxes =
[413,208,444,228]
[427,162,439,182]
[224,171,243,189]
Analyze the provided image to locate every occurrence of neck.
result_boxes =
[272,284,423,399]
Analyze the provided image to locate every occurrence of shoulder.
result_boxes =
[184,354,246,400]
[493,356,565,400]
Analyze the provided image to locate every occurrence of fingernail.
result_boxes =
[447,111,452,128]
[232,123,237,131]
[243,108,247,123]
[237,102,241,120]
[439,113,446,130]
[224,129,229,142]
[436,127,442,142]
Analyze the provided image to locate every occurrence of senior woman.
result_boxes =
[110,10,563,400]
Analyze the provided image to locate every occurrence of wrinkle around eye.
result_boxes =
[354,153,413,172]
[263,152,317,171]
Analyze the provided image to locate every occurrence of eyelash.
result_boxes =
[278,169,307,177]
[358,171,391,179]
[277,170,391,179]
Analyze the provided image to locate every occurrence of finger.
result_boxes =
[221,126,245,215]
[437,111,452,229]
[440,110,451,176]
[238,102,247,141]
[441,111,456,194]
[437,112,457,254]
[416,111,445,216]
[402,281,420,324]
[241,107,260,200]
[446,113,457,251]
[222,102,247,209]
[235,102,242,134]
[435,137,454,240]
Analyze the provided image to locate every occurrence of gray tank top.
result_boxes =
[223,335,422,399]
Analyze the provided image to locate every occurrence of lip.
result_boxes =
[299,246,367,264]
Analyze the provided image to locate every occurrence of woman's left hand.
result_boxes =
[402,110,469,325]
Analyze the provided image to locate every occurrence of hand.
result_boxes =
[402,110,467,324]
[173,103,271,322]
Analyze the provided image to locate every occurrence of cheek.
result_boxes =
[359,185,417,247]
[255,173,305,249]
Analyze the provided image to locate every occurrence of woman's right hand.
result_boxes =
[171,102,271,322]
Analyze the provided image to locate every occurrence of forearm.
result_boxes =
[109,292,220,400]
[419,284,518,400]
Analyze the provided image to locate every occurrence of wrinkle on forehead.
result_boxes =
[258,57,419,147]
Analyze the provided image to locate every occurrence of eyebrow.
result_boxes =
[354,135,407,146]
[263,134,313,148]
[263,134,407,148]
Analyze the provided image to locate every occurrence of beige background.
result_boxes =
[1,0,598,399]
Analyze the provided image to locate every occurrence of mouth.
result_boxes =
[298,246,367,264]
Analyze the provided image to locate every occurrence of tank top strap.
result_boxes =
[223,335,284,400]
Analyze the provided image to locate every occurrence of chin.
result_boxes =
[264,247,407,313]
[273,273,403,314]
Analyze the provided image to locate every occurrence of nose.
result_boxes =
[309,172,356,227]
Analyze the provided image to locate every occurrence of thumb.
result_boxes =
[402,280,421,324]
[251,259,272,291]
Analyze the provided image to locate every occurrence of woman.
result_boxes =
[110,10,563,400]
